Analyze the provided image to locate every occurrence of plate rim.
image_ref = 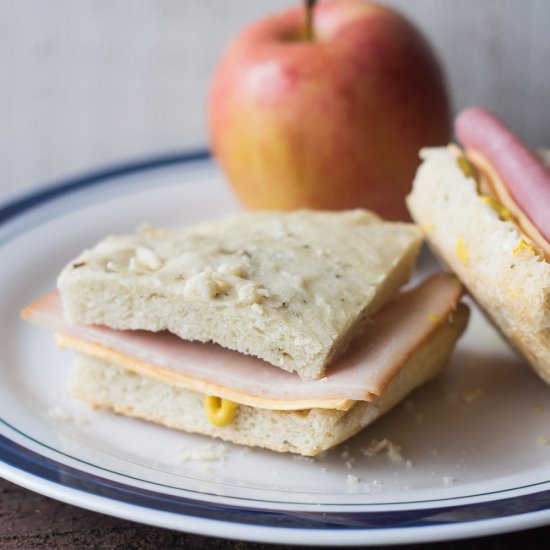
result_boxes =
[3,424,550,546]
[0,150,210,226]
[1,151,550,545]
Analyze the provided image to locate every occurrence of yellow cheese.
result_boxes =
[55,332,355,411]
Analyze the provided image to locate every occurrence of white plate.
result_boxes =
[1,153,550,546]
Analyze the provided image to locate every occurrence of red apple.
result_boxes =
[208,0,450,220]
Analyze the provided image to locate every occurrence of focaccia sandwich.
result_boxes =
[22,209,468,455]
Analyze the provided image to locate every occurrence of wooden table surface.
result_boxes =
[2,478,550,549]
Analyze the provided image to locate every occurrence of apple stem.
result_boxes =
[304,0,317,41]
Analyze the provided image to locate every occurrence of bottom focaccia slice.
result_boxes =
[69,304,468,456]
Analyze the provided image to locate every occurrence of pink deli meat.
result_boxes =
[455,106,550,242]
[22,274,462,402]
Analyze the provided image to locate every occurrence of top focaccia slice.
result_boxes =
[57,209,422,381]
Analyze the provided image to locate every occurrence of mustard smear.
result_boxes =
[480,195,512,221]
[205,395,239,427]
[456,237,468,266]
[456,156,475,180]
[513,239,538,257]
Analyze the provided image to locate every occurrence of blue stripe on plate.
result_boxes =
[3,430,550,530]
[0,150,210,226]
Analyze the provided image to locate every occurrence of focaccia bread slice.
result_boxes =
[407,147,550,384]
[70,304,468,456]
[58,210,422,381]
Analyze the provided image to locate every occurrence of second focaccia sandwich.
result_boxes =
[408,107,550,385]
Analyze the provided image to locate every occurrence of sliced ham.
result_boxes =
[455,107,550,243]
[21,274,462,406]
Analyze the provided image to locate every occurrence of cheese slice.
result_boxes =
[465,148,550,260]
[55,332,353,411]
[21,274,463,411]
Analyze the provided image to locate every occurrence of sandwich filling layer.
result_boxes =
[69,301,469,456]
[455,107,550,259]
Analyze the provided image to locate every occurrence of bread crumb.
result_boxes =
[347,474,360,484]
[361,438,404,463]
[428,313,442,323]
[48,406,89,426]
[49,406,73,422]
[442,476,455,486]
[371,479,383,491]
[292,455,314,463]
[537,436,549,447]
[179,443,228,463]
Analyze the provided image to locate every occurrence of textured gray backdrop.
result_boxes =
[1,0,549,203]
